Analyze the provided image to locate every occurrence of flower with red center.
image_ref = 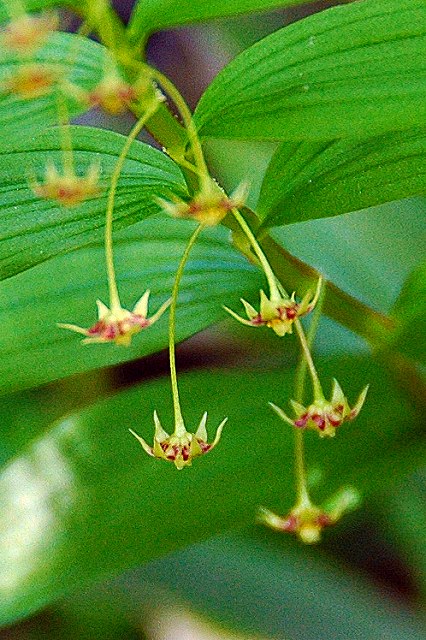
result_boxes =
[130,410,227,470]
[58,291,171,346]
[3,62,61,99]
[224,279,321,337]
[88,73,137,115]
[31,160,101,207]
[259,487,360,544]
[1,12,58,54]
[158,179,248,227]
[270,379,369,437]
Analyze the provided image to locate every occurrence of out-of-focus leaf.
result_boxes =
[0,356,424,625]
[0,126,187,280]
[195,0,426,141]
[388,261,426,365]
[139,530,426,640]
[0,217,262,394]
[128,0,313,41]
[0,0,79,22]
[257,128,426,227]
[0,33,108,145]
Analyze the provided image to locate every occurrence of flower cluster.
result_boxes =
[1,11,58,54]
[259,487,360,544]
[58,291,171,346]
[31,160,101,207]
[130,411,227,470]
[270,379,369,437]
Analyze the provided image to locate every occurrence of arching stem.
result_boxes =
[169,224,204,435]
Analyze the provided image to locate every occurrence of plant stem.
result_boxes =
[231,208,281,301]
[169,224,204,435]
[295,320,323,400]
[104,98,160,312]
[56,92,74,176]
[293,280,325,507]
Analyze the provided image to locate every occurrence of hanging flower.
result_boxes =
[1,11,58,55]
[3,62,61,99]
[130,410,227,470]
[270,379,369,437]
[158,178,248,227]
[58,291,171,346]
[224,280,321,337]
[31,160,101,207]
[259,487,360,544]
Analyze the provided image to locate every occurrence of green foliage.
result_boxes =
[390,261,426,365]
[0,33,108,146]
[0,0,79,22]
[128,0,313,41]
[0,126,187,280]
[0,356,423,626]
[195,0,426,140]
[257,128,426,228]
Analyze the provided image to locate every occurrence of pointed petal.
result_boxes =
[290,399,306,416]
[311,275,323,309]
[81,336,108,344]
[331,378,345,405]
[153,410,169,442]
[96,299,110,320]
[222,305,254,326]
[240,298,258,320]
[148,297,172,325]
[212,416,228,448]
[129,428,154,456]
[133,290,150,317]
[86,159,101,184]
[259,290,276,320]
[190,437,203,457]
[351,384,369,418]
[269,402,294,426]
[45,159,59,181]
[57,322,89,336]
[195,411,208,441]
[230,181,249,207]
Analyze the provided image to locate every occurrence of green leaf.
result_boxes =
[195,0,426,141]
[0,0,79,22]
[128,0,313,41]
[257,128,426,227]
[0,126,187,280]
[0,356,423,625]
[0,217,262,395]
[388,260,426,365]
[0,33,109,146]
[140,530,426,640]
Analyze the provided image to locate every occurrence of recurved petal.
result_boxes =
[153,410,170,442]
[351,384,369,418]
[195,411,208,441]
[211,416,228,448]
[269,402,294,426]
[129,428,154,457]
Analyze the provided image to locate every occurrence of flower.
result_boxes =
[158,179,248,227]
[3,62,61,99]
[270,379,369,437]
[130,410,227,470]
[258,487,360,544]
[58,291,171,346]
[224,279,321,337]
[1,11,58,54]
[31,160,101,206]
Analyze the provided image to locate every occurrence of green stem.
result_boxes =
[231,208,281,301]
[104,98,160,313]
[56,92,74,176]
[169,225,204,435]
[293,281,326,507]
[295,320,323,400]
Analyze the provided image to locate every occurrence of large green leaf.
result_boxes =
[0,126,187,280]
[0,356,424,625]
[257,128,426,227]
[195,0,426,141]
[0,217,262,395]
[0,33,108,145]
[139,530,426,640]
[128,0,313,41]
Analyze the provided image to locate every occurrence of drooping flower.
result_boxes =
[224,279,321,337]
[88,71,136,115]
[270,379,369,437]
[3,62,61,99]
[259,487,360,544]
[31,160,101,207]
[58,291,171,346]
[1,11,58,55]
[130,410,227,470]
[158,178,248,227]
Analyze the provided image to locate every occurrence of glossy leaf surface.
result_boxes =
[0,126,187,280]
[0,356,423,625]
[257,128,426,227]
[195,0,426,141]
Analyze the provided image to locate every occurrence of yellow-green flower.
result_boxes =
[130,410,227,470]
